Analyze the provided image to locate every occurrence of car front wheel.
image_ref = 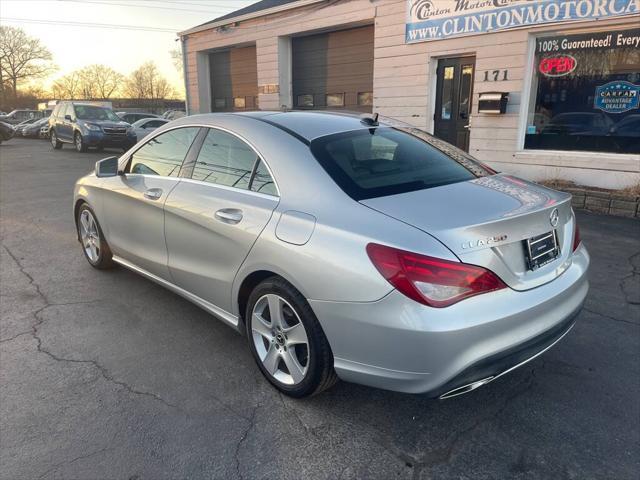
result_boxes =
[74,132,87,152]
[50,130,62,149]
[246,277,337,397]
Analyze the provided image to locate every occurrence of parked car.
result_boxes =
[162,109,186,120]
[541,112,615,136]
[130,117,169,141]
[40,123,50,139]
[73,112,589,398]
[0,121,15,144]
[116,112,160,124]
[13,117,39,136]
[0,109,41,125]
[21,118,50,138]
[49,101,137,152]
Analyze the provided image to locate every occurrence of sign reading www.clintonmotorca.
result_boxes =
[406,0,640,43]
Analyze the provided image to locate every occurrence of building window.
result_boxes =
[214,98,227,109]
[234,97,246,109]
[297,94,314,107]
[326,93,345,107]
[358,92,373,106]
[525,28,640,154]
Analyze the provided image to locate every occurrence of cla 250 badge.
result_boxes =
[461,235,508,250]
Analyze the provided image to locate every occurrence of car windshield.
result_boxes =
[309,127,493,200]
[74,105,121,122]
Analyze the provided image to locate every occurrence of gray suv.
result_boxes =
[49,101,137,152]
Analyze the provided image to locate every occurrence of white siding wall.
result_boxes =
[183,0,640,189]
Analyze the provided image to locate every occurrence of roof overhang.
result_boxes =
[178,0,327,37]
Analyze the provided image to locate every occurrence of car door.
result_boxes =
[57,104,74,141]
[164,127,279,312]
[99,126,201,279]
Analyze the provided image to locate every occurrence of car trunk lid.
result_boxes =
[360,174,575,291]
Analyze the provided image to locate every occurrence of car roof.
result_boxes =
[184,111,383,142]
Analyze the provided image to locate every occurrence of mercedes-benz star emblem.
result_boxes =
[549,208,559,228]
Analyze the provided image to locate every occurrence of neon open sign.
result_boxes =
[539,55,577,77]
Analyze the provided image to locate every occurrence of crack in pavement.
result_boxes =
[583,307,639,326]
[2,244,182,412]
[36,427,121,479]
[234,403,260,480]
[408,372,537,480]
[620,251,640,306]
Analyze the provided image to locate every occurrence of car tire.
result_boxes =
[74,132,88,152]
[76,203,114,269]
[246,276,337,397]
[50,130,62,149]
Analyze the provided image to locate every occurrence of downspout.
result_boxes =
[180,35,190,115]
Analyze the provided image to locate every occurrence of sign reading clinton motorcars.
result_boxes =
[406,0,640,43]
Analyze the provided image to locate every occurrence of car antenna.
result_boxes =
[360,112,379,126]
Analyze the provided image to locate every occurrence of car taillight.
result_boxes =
[572,221,581,252]
[366,243,507,308]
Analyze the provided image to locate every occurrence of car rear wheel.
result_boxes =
[77,204,113,269]
[246,276,337,397]
[74,132,87,152]
[50,130,62,149]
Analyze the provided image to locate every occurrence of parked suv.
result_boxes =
[49,101,137,152]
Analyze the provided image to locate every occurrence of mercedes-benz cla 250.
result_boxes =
[73,112,589,398]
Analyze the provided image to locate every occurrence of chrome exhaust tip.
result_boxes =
[439,376,495,400]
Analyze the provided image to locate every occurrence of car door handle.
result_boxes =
[215,208,243,224]
[143,188,163,200]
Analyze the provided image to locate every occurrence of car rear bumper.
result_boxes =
[308,244,590,396]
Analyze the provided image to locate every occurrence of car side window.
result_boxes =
[191,128,257,190]
[250,160,277,196]
[128,127,200,177]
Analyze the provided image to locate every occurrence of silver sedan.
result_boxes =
[73,112,589,398]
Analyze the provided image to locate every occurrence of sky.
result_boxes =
[0,0,255,97]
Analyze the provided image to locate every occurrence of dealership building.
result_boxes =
[179,0,640,189]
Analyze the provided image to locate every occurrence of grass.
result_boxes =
[539,178,640,198]
[618,183,640,198]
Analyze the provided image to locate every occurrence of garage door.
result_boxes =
[209,45,258,112]
[292,25,374,113]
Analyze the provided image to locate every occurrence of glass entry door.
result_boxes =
[434,57,475,152]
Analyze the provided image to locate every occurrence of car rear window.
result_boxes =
[309,127,493,200]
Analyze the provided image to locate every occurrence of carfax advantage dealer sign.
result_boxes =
[406,0,640,43]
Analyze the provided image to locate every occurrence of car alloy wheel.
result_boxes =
[75,133,83,152]
[250,293,310,385]
[78,209,101,263]
[50,130,61,149]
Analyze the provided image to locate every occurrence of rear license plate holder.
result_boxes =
[524,230,560,270]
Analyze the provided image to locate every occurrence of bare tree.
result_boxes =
[52,71,82,99]
[78,64,123,99]
[170,48,183,79]
[52,65,123,100]
[0,26,55,100]
[124,62,174,100]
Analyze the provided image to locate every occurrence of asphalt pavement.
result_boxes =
[1,138,639,480]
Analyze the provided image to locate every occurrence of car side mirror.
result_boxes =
[95,156,120,177]
[65,114,72,121]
